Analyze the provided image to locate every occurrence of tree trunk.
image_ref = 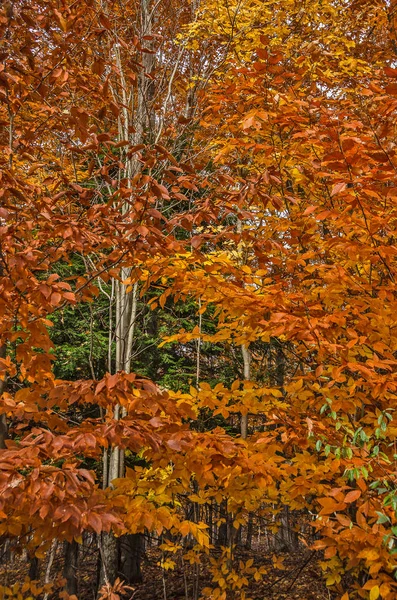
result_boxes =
[208,501,213,545]
[245,513,254,550]
[43,540,57,600]
[216,501,228,547]
[98,532,118,591]
[97,0,160,590]
[237,218,250,440]
[274,506,299,552]
[28,555,39,580]
[119,533,144,584]
[0,343,8,449]
[98,445,121,591]
[240,344,250,439]
[64,540,79,596]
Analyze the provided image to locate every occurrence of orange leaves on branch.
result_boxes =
[97,578,134,600]
[3,0,397,597]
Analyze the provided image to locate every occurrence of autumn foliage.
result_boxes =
[1,0,397,599]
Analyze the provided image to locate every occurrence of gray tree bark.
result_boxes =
[98,0,154,590]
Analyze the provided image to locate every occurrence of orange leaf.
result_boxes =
[344,490,361,503]
[331,182,347,196]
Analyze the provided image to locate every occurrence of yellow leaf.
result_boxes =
[370,586,380,600]
[179,521,190,536]
[246,558,254,568]
[358,549,379,561]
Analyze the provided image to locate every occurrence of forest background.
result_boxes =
[1,0,397,599]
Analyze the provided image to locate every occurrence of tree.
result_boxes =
[2,0,397,599]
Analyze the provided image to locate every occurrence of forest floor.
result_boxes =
[131,547,332,600]
[0,544,334,600]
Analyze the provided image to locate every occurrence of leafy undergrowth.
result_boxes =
[0,545,332,600]
[132,549,331,600]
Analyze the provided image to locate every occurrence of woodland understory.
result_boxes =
[1,0,397,599]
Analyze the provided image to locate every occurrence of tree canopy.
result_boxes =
[1,1,397,599]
